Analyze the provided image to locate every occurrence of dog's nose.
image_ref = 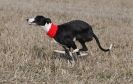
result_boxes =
[26,19,29,22]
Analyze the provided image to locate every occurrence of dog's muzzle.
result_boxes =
[26,17,36,25]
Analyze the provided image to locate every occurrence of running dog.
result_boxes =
[27,15,112,60]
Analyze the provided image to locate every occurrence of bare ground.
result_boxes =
[0,0,133,84]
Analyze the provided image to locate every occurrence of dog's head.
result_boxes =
[27,15,51,26]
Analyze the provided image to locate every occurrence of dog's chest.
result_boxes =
[43,23,58,38]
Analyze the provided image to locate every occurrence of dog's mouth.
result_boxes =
[26,18,36,25]
[28,22,36,25]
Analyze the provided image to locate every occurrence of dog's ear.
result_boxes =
[46,18,51,23]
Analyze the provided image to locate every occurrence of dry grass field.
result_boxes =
[0,0,133,84]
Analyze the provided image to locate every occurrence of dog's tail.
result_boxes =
[93,33,112,52]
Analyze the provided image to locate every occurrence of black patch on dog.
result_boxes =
[27,15,111,59]
[34,16,51,26]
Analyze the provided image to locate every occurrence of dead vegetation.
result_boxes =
[0,0,133,84]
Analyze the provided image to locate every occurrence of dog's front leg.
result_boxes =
[62,46,73,60]
[73,49,88,57]
[54,50,65,54]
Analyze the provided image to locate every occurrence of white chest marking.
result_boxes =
[42,23,52,32]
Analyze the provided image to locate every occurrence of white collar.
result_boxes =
[41,23,52,32]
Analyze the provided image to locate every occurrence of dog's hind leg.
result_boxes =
[78,41,89,56]
[79,41,88,51]
[68,41,81,56]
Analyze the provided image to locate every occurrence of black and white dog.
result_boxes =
[27,15,112,60]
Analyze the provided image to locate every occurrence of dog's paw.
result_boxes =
[54,50,65,54]
[78,52,88,57]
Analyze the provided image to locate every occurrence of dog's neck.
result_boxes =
[41,23,52,32]
[41,23,58,38]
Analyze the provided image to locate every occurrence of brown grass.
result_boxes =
[0,0,133,84]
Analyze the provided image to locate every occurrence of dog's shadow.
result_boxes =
[32,45,69,60]
[52,52,88,61]
[32,45,88,61]
[52,52,70,60]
